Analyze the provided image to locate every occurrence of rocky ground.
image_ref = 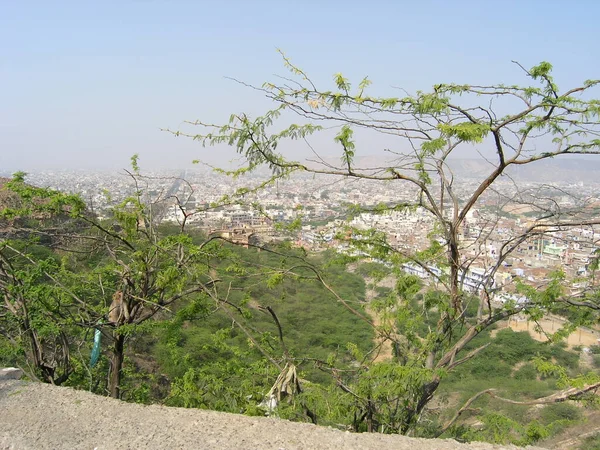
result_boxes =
[0,376,545,450]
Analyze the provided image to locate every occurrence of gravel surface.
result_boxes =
[0,380,545,450]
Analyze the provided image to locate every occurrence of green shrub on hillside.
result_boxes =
[540,402,582,423]
[514,363,538,381]
[580,433,600,450]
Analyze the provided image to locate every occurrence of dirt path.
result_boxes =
[365,302,395,362]
[0,379,544,450]
[364,275,396,362]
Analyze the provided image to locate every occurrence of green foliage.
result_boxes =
[335,125,356,168]
[355,262,389,280]
[130,153,140,173]
[465,413,521,444]
[167,55,600,440]
[2,173,86,219]
[420,137,447,155]
[413,92,449,115]
[395,273,422,301]
[451,399,585,446]
[524,420,551,444]
[167,329,276,414]
[540,402,582,423]
[529,61,553,80]
[3,56,600,445]
[580,433,600,450]
[0,239,91,384]
[438,122,491,143]
[514,363,538,380]
[334,73,351,92]
[483,328,577,369]
[154,246,373,386]
[458,413,551,446]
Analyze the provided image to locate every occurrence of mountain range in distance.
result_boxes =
[449,157,600,184]
[312,155,600,184]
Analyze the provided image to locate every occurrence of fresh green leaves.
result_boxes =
[334,73,351,92]
[529,61,554,80]
[438,122,491,143]
[335,125,356,169]
[420,138,447,155]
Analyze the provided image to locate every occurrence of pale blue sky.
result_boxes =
[1,0,599,170]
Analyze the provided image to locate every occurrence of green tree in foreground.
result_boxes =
[0,170,223,396]
[1,167,360,404]
[171,56,600,434]
[0,173,90,384]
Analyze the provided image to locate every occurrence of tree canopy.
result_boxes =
[168,56,600,435]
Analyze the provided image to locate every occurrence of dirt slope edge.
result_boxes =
[0,380,543,450]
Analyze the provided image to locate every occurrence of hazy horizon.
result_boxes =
[3,1,600,171]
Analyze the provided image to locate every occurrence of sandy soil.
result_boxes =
[0,380,544,450]
[504,317,600,347]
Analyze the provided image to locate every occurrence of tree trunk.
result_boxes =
[477,289,486,320]
[402,378,441,434]
[25,326,53,382]
[22,312,55,384]
[109,332,125,399]
[448,235,461,314]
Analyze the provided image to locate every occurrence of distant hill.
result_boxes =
[448,157,600,184]
[307,155,600,184]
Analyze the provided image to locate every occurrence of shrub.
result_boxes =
[514,363,537,380]
[540,402,581,424]
[580,433,600,450]
[549,345,579,370]
[468,359,512,378]
[488,329,539,365]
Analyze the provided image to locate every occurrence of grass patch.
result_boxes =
[580,433,600,450]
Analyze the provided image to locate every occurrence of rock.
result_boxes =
[0,380,546,450]
[0,367,24,380]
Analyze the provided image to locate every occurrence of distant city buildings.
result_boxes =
[11,167,600,303]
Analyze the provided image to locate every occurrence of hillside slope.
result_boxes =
[0,379,544,450]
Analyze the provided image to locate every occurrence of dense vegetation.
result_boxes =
[0,175,377,421]
[3,57,600,447]
[1,189,598,446]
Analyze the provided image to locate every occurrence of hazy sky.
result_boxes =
[2,0,599,171]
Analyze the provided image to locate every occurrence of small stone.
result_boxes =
[0,367,24,380]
